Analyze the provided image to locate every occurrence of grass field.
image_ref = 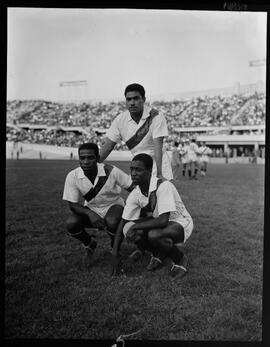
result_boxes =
[5,159,265,341]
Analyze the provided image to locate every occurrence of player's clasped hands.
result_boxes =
[125,225,138,243]
[90,215,106,230]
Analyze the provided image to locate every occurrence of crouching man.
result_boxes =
[62,142,133,261]
[111,153,193,277]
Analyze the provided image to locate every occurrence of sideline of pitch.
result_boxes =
[5,141,265,164]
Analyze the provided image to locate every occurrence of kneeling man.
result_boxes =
[111,153,193,277]
[63,142,133,260]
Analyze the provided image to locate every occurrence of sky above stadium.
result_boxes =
[7,8,267,102]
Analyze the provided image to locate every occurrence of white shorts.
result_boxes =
[176,219,193,244]
[87,197,125,219]
[123,219,193,244]
[181,157,190,164]
[201,155,209,163]
[188,154,198,163]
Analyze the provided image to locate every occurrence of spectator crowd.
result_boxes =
[7,91,265,150]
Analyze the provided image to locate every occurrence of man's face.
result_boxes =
[130,160,151,186]
[125,91,145,115]
[79,149,97,174]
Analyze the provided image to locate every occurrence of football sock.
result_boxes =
[188,170,191,177]
[169,245,184,264]
[135,231,150,252]
[194,168,198,176]
[69,229,92,247]
[152,237,174,261]
[182,170,185,176]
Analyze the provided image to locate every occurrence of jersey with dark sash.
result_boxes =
[83,164,113,202]
[140,179,163,217]
[125,112,158,150]
[200,147,208,154]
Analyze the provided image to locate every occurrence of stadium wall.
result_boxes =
[6,142,265,164]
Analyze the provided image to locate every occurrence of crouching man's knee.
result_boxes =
[105,205,123,233]
[66,214,83,235]
[148,229,173,249]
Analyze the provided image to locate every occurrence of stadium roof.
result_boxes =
[197,134,265,145]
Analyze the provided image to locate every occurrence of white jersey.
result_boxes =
[122,177,193,242]
[187,142,199,162]
[63,163,132,218]
[198,145,212,162]
[179,144,190,164]
[106,105,172,180]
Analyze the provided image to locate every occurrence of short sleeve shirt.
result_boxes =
[189,142,199,155]
[180,144,189,159]
[122,177,193,228]
[198,146,212,155]
[106,105,169,157]
[63,163,132,209]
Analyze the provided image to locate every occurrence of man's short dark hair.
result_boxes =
[174,141,179,147]
[78,142,99,159]
[132,153,153,172]
[124,83,145,98]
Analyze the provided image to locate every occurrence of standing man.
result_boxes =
[99,83,173,180]
[171,141,182,181]
[111,153,193,278]
[63,142,133,260]
[187,138,199,180]
[179,139,190,177]
[198,142,212,176]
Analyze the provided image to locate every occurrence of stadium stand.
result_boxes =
[6,90,265,158]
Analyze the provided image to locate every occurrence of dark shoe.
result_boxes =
[170,254,188,278]
[129,249,143,262]
[146,256,163,271]
[84,239,97,259]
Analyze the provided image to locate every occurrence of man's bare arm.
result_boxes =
[112,219,126,257]
[111,219,126,276]
[153,136,164,178]
[68,202,106,229]
[99,137,116,162]
[132,212,169,231]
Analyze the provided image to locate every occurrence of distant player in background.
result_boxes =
[63,142,133,261]
[198,142,212,176]
[170,141,182,181]
[99,83,173,180]
[179,139,190,177]
[187,138,199,180]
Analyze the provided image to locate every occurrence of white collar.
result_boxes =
[77,163,106,179]
[127,105,150,123]
[136,176,160,196]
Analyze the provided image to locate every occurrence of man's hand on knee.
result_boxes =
[90,215,106,230]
